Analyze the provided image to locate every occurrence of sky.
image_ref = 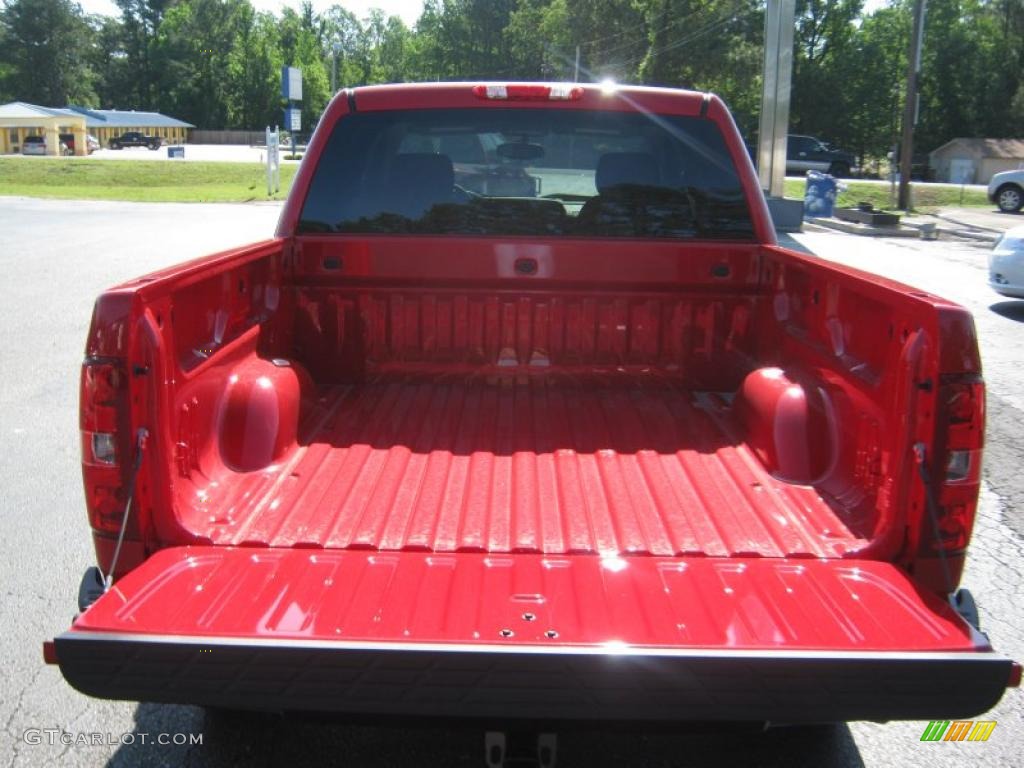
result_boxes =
[76,0,426,25]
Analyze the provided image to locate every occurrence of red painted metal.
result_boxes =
[291,237,762,286]
[171,373,869,557]
[289,286,758,388]
[85,231,989,580]
[71,546,983,652]
[63,83,1009,700]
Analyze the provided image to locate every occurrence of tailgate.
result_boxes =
[52,547,1015,723]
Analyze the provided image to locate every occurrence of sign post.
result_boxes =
[266,126,280,195]
[285,107,301,158]
[281,66,303,160]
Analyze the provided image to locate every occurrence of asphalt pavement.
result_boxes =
[0,197,1021,767]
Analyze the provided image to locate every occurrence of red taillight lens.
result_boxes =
[81,359,131,533]
[81,362,122,434]
[472,84,584,101]
[927,503,971,552]
[943,380,984,432]
[917,377,985,564]
[86,476,128,533]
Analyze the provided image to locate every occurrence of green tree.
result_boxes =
[114,0,171,109]
[790,0,864,149]
[916,0,1023,149]
[278,3,330,130]
[636,1,764,135]
[364,10,412,83]
[153,0,248,128]
[0,0,97,105]
[505,0,573,80]
[320,4,372,87]
[227,6,281,128]
[89,15,134,109]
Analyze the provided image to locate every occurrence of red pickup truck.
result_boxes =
[48,82,1018,728]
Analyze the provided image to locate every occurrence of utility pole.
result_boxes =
[574,46,580,82]
[331,40,342,94]
[757,0,796,199]
[898,0,927,210]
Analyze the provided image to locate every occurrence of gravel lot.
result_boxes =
[0,198,1020,767]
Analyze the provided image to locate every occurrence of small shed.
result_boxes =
[929,138,1024,184]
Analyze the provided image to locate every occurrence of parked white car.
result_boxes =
[20,136,48,155]
[20,135,71,156]
[989,225,1024,298]
[988,170,1024,213]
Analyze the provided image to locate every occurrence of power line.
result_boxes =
[595,0,751,73]
[569,0,747,55]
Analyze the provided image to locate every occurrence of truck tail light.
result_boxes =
[85,432,118,465]
[80,359,133,534]
[932,379,984,551]
[472,84,584,101]
[945,449,973,482]
[914,376,985,592]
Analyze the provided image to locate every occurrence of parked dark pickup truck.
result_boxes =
[108,131,161,150]
[47,82,1018,732]
[786,134,856,177]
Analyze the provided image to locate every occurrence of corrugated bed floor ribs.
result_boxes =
[209,371,866,558]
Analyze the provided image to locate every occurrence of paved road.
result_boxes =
[0,198,1020,767]
[933,208,1022,236]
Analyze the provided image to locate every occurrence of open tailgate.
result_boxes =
[51,547,1016,723]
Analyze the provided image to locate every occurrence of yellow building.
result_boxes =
[0,102,194,155]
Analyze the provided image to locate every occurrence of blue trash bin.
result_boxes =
[167,146,185,159]
[804,171,837,218]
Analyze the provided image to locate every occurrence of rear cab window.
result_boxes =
[299,107,753,240]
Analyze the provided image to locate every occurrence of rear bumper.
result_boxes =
[54,632,1014,723]
[990,281,1024,298]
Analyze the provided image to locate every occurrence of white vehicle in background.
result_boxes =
[21,136,70,155]
[988,170,1024,213]
[990,226,1024,298]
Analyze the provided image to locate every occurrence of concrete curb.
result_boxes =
[804,217,921,238]
[804,214,1000,244]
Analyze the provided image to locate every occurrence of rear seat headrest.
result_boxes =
[595,152,660,194]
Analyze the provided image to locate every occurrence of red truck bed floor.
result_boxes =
[186,371,868,558]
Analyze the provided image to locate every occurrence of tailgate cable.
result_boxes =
[912,442,955,596]
[99,428,149,592]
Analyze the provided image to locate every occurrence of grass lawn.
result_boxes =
[782,178,990,212]
[0,157,298,202]
[0,157,992,211]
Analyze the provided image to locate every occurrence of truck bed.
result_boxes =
[189,371,867,558]
[59,83,1015,725]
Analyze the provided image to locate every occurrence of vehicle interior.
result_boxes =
[298,108,753,239]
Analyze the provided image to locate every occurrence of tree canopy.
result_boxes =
[0,0,1020,159]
